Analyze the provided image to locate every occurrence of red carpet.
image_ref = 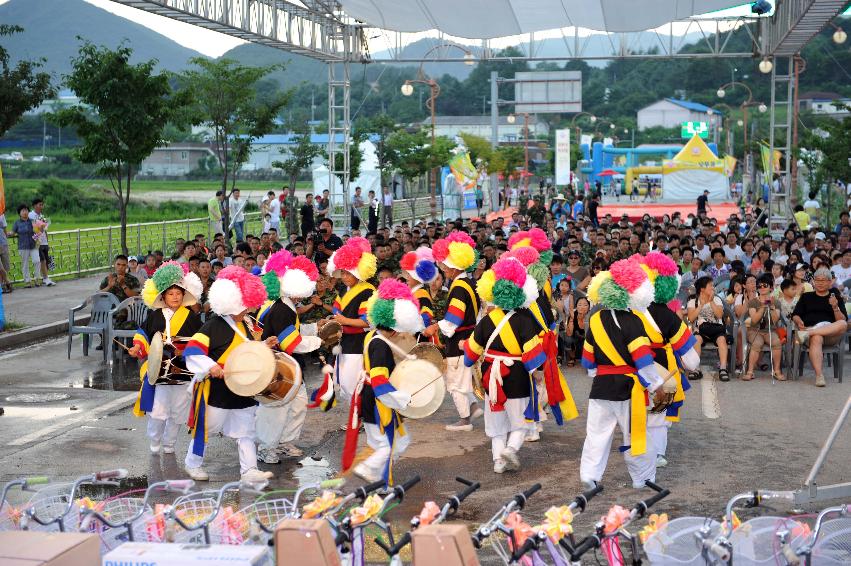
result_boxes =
[599,201,739,225]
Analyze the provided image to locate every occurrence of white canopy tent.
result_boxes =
[339,0,746,36]
[312,139,381,200]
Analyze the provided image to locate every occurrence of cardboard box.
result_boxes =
[412,524,479,566]
[102,542,272,566]
[274,519,341,566]
[0,531,100,566]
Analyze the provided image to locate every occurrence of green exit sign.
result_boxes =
[682,121,709,138]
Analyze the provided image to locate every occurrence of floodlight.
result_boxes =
[834,28,847,44]
[401,83,414,96]
[717,89,726,98]
[750,1,772,15]
[507,114,516,124]
[758,58,773,74]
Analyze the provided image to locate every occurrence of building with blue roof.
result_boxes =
[637,98,722,131]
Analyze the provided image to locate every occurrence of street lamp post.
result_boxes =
[401,44,475,220]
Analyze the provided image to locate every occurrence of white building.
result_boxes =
[637,98,721,131]
[799,92,851,117]
[423,115,549,143]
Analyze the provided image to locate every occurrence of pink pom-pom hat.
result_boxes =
[508,246,540,267]
[609,258,648,293]
[377,278,416,301]
[492,257,527,287]
[642,251,678,277]
[263,249,294,276]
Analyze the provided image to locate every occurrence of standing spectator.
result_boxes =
[267,190,281,232]
[367,189,379,233]
[29,198,55,286]
[351,186,364,231]
[208,191,224,236]
[10,204,40,288]
[300,193,316,238]
[229,188,246,242]
[793,204,810,230]
[696,189,710,216]
[314,189,330,224]
[587,192,599,228]
[197,257,215,315]
[791,267,849,387]
[803,191,821,222]
[0,211,11,293]
[306,218,343,265]
[381,185,393,228]
[283,187,299,238]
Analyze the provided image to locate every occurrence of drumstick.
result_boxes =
[409,374,445,399]
[112,339,132,352]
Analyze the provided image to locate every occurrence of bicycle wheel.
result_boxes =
[810,517,851,565]
[643,517,721,565]
[728,516,808,565]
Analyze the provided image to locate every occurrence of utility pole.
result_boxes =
[490,71,499,212]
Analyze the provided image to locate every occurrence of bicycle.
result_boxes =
[471,482,542,561]
[792,502,851,565]
[21,469,129,533]
[334,475,422,566]
[0,475,50,531]
[374,476,481,564]
[77,479,194,552]
[569,481,670,565]
[508,483,605,565]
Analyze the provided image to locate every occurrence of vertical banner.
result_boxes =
[555,129,571,186]
[0,162,5,215]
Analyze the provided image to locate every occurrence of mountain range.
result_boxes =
[2,0,705,88]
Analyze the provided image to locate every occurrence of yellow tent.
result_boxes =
[661,135,727,201]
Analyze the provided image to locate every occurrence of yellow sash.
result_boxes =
[635,311,686,423]
[589,312,648,456]
[451,277,479,320]
[338,281,375,312]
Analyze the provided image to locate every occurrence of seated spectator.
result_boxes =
[775,278,800,319]
[791,267,849,387]
[707,248,729,280]
[687,276,731,381]
[743,273,784,381]
[129,256,148,284]
[98,254,141,338]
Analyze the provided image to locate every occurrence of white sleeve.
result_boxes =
[637,364,664,393]
[186,354,218,375]
[376,389,411,411]
[438,319,458,338]
[680,349,701,372]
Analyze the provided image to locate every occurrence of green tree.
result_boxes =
[359,113,396,185]
[799,106,851,226]
[179,58,290,241]
[273,127,324,191]
[56,42,189,254]
[385,129,454,199]
[0,25,54,138]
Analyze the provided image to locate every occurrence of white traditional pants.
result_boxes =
[147,384,191,450]
[580,399,656,489]
[360,422,411,479]
[185,406,258,474]
[445,356,476,418]
[647,413,671,457]
[484,396,529,462]
[336,353,363,401]
[255,384,308,451]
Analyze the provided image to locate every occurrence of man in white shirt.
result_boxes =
[229,189,246,242]
[381,186,393,228]
[28,198,55,286]
[832,250,851,287]
[803,191,821,221]
[267,191,281,232]
[693,234,711,263]
[722,232,743,263]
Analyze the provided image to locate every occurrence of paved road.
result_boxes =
[2,274,104,329]
[1,338,849,563]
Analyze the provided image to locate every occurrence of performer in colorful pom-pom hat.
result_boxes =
[579,258,668,490]
[633,252,699,469]
[432,231,483,431]
[182,266,275,484]
[325,237,377,402]
[130,261,204,455]
[463,257,547,474]
[253,250,321,465]
[508,227,556,300]
[342,279,424,483]
[398,247,438,336]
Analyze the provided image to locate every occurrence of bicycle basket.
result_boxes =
[810,517,851,565]
[241,498,295,545]
[94,497,151,552]
[19,483,78,532]
[728,516,808,566]
[644,517,721,565]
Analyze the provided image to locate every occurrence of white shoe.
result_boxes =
[241,468,274,483]
[471,407,484,420]
[43,278,56,287]
[258,448,280,464]
[277,442,304,457]
[493,459,507,474]
[501,447,520,471]
[352,463,380,483]
[445,422,473,432]
[162,446,175,454]
[796,330,809,345]
[815,374,826,388]
[525,430,540,442]
[656,455,668,468]
[536,422,543,433]
[185,467,209,481]
[339,422,349,431]
[149,443,161,454]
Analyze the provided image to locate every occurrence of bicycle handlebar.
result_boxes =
[374,532,412,557]
[396,475,421,496]
[570,533,602,560]
[25,476,50,486]
[451,481,480,512]
[632,481,670,519]
[472,483,542,547]
[517,483,542,507]
[704,539,731,562]
[353,479,386,501]
[572,484,604,513]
